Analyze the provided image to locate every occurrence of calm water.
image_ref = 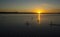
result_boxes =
[0,14,60,37]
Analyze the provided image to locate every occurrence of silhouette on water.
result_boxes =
[50,21,53,26]
[25,17,33,26]
[26,21,29,26]
[50,21,60,26]
[49,21,60,32]
[37,20,39,23]
[31,17,33,20]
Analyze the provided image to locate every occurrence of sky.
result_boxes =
[0,0,60,13]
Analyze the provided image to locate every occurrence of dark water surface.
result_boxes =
[0,14,60,37]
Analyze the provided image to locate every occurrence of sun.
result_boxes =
[33,8,44,14]
[33,8,47,14]
[36,10,41,14]
[38,12,41,14]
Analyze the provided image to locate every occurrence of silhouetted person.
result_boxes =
[31,17,33,20]
[50,21,53,26]
[50,21,53,32]
[37,20,39,23]
[26,21,29,26]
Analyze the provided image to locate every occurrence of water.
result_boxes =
[0,14,60,37]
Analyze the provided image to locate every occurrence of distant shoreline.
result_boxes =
[0,12,60,14]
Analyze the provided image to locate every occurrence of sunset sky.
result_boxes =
[0,0,60,13]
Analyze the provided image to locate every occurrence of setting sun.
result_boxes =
[33,8,45,13]
[38,12,41,14]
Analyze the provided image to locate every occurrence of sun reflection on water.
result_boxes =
[37,12,40,24]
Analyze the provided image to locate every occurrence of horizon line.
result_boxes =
[0,12,60,14]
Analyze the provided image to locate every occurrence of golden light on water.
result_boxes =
[37,11,41,24]
[37,14,40,24]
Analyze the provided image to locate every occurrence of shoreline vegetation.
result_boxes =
[0,12,60,14]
